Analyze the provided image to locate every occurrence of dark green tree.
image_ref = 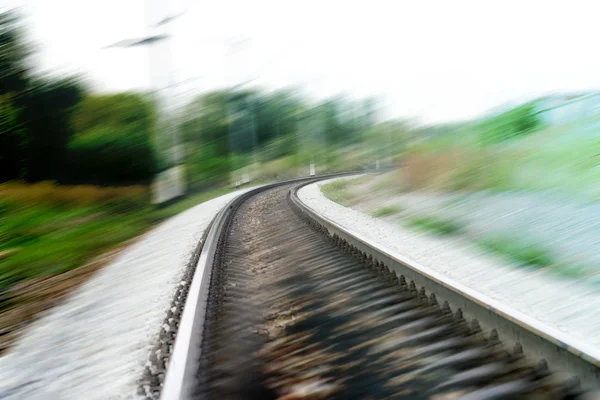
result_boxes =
[0,10,30,96]
[0,93,27,180]
[66,92,156,184]
[0,10,87,182]
[22,76,85,181]
[0,10,30,180]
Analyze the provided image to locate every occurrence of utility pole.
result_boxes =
[105,3,185,204]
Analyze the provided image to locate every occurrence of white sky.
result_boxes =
[7,0,600,123]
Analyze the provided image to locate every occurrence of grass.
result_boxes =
[405,214,463,236]
[0,182,234,291]
[371,205,404,217]
[372,172,401,192]
[400,116,600,200]
[321,179,354,205]
[476,236,554,269]
[548,263,588,279]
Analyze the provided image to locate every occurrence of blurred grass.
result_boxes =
[476,236,554,269]
[321,179,354,205]
[549,263,588,279]
[0,182,233,291]
[0,152,370,293]
[399,117,600,200]
[371,205,404,217]
[405,214,463,236]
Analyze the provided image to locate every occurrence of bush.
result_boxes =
[64,126,156,185]
[371,205,403,217]
[321,179,354,205]
[73,93,154,135]
[22,77,85,182]
[477,236,554,269]
[406,214,462,235]
[401,146,518,192]
[479,103,541,145]
[0,93,27,180]
[186,150,231,190]
[0,181,148,210]
[62,92,157,185]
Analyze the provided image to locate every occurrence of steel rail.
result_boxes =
[160,173,360,400]
[161,171,599,399]
[289,177,600,391]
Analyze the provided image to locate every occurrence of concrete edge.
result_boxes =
[292,178,600,390]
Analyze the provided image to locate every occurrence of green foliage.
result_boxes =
[1,11,154,186]
[254,90,302,147]
[402,108,600,199]
[66,126,156,184]
[400,101,548,193]
[405,214,463,235]
[73,93,154,135]
[479,102,541,144]
[259,134,296,162]
[477,236,554,269]
[179,89,381,185]
[321,179,354,205]
[0,182,231,289]
[65,93,156,184]
[258,156,298,181]
[0,93,27,180]
[0,94,20,136]
[186,150,231,190]
[0,183,147,287]
[0,10,30,96]
[180,90,231,152]
[549,263,588,279]
[446,149,516,192]
[0,11,88,183]
[22,76,85,182]
[1,6,386,189]
[371,205,404,217]
[367,120,411,156]
[0,10,30,181]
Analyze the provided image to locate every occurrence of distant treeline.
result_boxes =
[1,10,388,188]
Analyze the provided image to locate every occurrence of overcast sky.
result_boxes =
[7,0,600,123]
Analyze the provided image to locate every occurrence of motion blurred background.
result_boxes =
[2,0,600,353]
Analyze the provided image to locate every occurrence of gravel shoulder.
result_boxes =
[0,187,254,400]
[299,177,600,352]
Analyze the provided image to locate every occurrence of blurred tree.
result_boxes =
[178,87,385,186]
[180,90,230,156]
[22,77,85,181]
[0,93,27,180]
[254,89,302,149]
[66,92,156,184]
[179,90,232,189]
[73,93,154,135]
[0,10,30,96]
[479,102,541,144]
[67,125,156,184]
[0,10,87,183]
[0,10,30,180]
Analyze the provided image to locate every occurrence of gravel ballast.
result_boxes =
[0,187,253,400]
[299,178,600,351]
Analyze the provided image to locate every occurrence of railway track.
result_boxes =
[157,177,599,400]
